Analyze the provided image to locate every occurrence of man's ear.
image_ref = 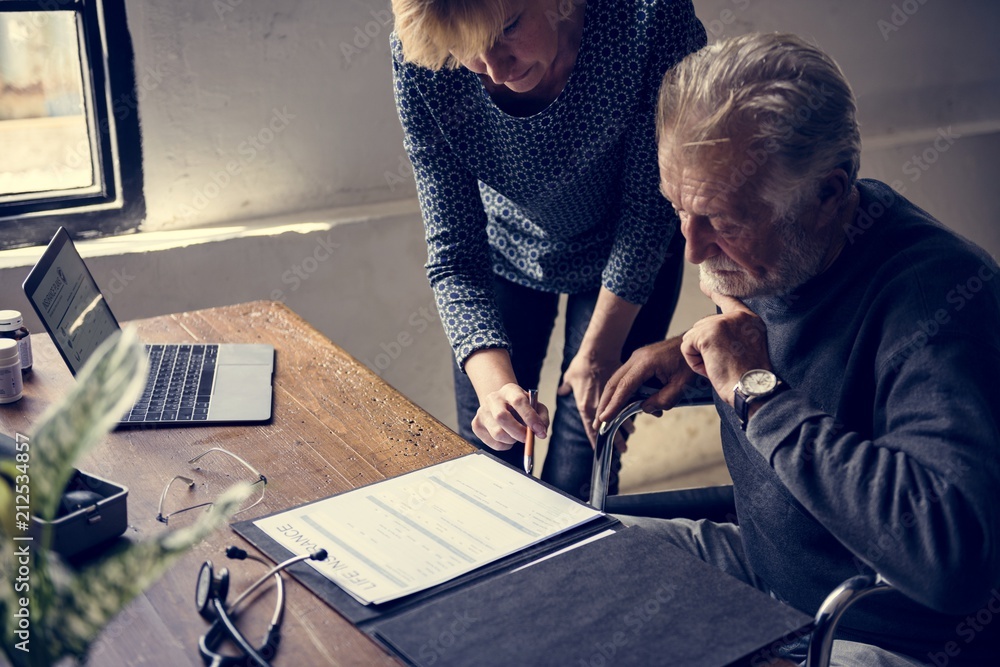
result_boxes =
[815,168,850,229]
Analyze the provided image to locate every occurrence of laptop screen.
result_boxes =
[23,228,121,375]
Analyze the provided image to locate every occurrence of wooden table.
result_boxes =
[0,301,474,666]
[1,300,799,667]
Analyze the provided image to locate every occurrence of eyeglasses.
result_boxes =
[157,448,267,525]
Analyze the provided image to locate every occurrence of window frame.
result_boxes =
[0,0,143,249]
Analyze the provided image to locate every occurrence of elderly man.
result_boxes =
[597,33,1000,666]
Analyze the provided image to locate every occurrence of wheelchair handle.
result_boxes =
[590,399,647,510]
[589,383,712,510]
[806,573,893,667]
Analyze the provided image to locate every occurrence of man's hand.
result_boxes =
[558,349,620,447]
[680,292,771,408]
[595,336,697,426]
[471,383,549,451]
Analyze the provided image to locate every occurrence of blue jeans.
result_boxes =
[452,235,685,500]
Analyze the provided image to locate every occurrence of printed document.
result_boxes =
[253,453,602,605]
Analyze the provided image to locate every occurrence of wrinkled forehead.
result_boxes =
[658,137,731,194]
[662,166,735,213]
[658,138,763,218]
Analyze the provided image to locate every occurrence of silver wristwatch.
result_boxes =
[733,369,784,430]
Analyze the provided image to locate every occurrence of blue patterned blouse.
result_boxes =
[392,0,706,368]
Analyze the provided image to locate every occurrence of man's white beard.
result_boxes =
[699,215,830,298]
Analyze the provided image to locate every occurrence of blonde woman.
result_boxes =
[391,0,705,498]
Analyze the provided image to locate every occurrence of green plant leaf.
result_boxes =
[36,483,253,661]
[0,480,14,650]
[28,327,148,523]
[0,477,10,540]
[0,460,18,540]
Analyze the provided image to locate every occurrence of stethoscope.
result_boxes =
[196,545,328,667]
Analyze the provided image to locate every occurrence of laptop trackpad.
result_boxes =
[207,365,274,421]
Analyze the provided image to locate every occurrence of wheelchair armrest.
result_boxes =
[590,399,646,510]
[806,574,893,667]
[589,387,713,511]
[603,486,736,523]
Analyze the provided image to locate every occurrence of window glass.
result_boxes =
[0,0,144,249]
[0,11,97,199]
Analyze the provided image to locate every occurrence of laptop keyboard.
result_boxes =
[123,344,218,422]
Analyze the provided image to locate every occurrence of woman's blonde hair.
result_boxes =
[392,0,510,70]
[657,33,862,221]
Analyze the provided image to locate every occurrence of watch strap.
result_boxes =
[734,375,785,430]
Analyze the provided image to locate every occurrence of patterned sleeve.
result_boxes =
[601,1,706,304]
[391,37,511,369]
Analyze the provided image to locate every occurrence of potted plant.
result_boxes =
[0,328,250,666]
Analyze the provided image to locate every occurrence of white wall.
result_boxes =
[127,0,415,231]
[2,0,998,436]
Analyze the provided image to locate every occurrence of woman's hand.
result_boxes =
[558,350,620,447]
[464,348,548,451]
[563,287,643,447]
[471,383,549,451]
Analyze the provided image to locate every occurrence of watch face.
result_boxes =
[741,369,777,396]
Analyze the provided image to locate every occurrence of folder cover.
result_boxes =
[371,527,812,666]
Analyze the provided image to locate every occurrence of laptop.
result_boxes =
[22,227,275,426]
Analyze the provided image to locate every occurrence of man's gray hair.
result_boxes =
[657,33,861,220]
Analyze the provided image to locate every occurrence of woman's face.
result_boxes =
[458,0,573,94]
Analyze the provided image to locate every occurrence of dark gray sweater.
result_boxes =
[724,179,1000,664]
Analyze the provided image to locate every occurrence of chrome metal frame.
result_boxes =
[591,395,895,667]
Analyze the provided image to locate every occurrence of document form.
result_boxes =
[253,453,603,605]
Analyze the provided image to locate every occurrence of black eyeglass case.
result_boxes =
[31,469,129,558]
[2,432,129,558]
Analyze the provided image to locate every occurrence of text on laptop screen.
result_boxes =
[26,236,119,374]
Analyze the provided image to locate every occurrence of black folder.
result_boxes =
[234,459,812,666]
[373,527,812,666]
